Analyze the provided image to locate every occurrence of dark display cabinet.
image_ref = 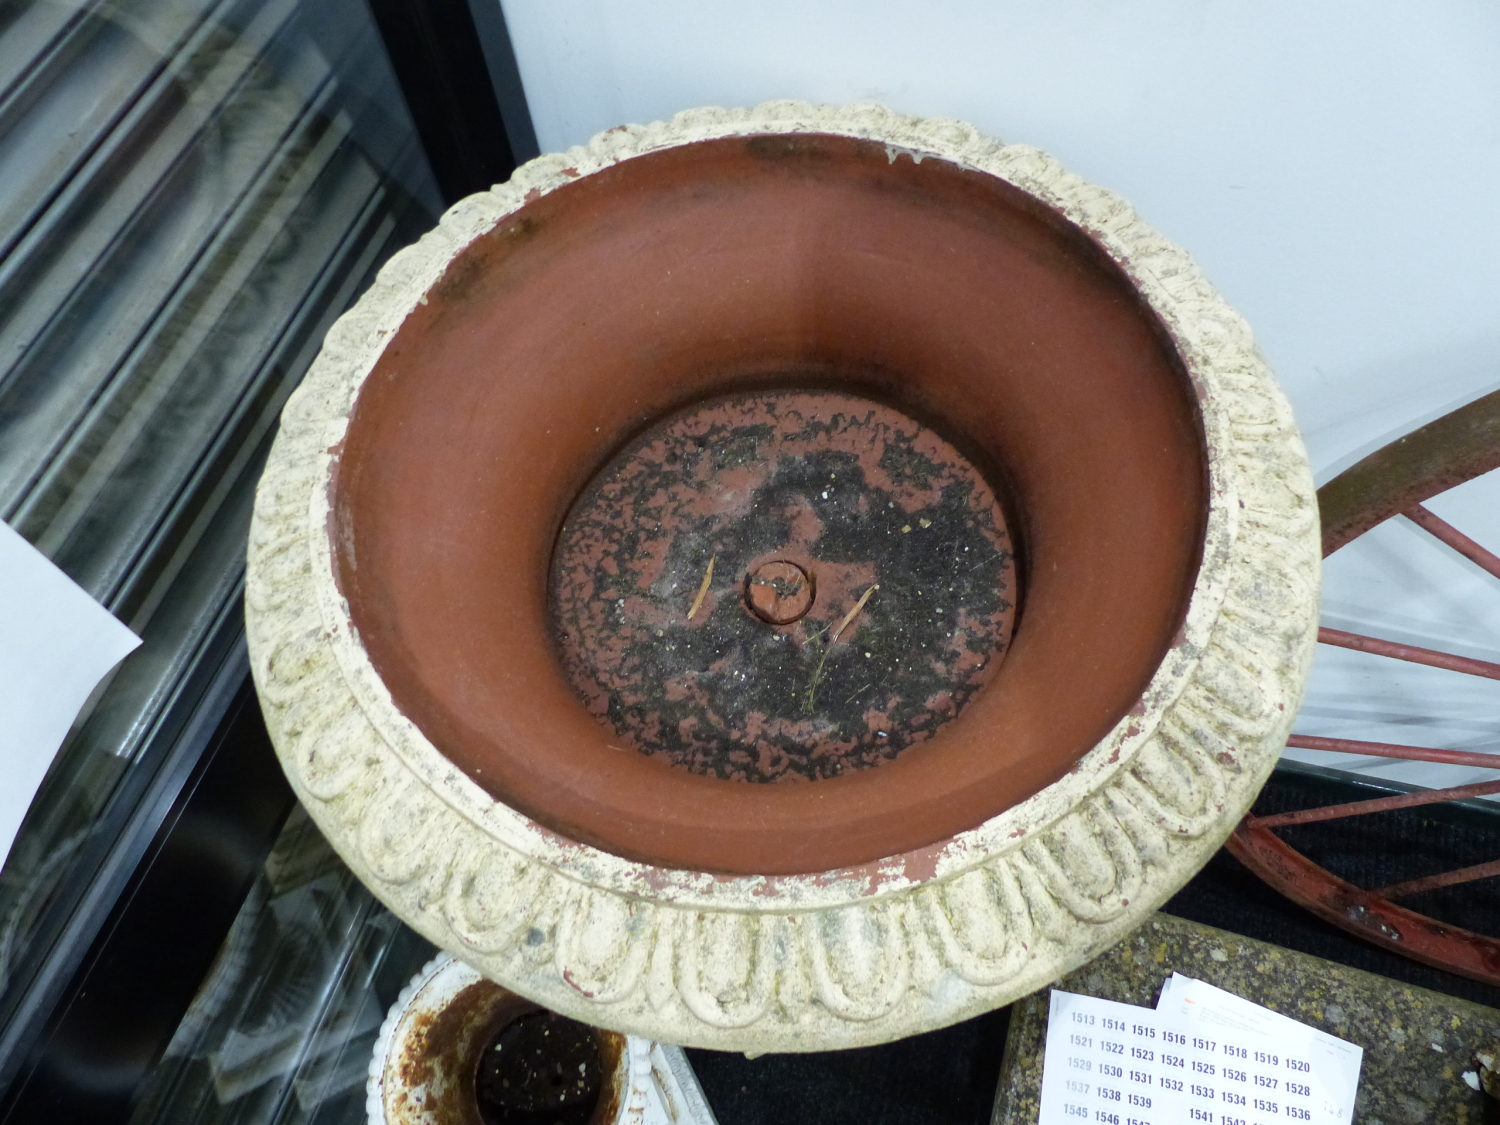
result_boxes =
[0,1,523,1119]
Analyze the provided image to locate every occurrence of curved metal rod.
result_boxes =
[1320,387,1500,556]
[1225,822,1500,985]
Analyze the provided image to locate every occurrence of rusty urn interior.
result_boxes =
[385,970,625,1125]
[332,132,1208,876]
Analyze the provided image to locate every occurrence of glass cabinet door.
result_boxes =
[0,0,442,1099]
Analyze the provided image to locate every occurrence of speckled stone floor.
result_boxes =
[992,912,1500,1125]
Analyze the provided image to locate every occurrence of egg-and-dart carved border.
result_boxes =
[246,102,1320,1051]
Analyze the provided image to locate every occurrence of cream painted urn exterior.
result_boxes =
[246,102,1320,1052]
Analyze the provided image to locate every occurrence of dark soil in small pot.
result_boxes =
[475,1009,612,1125]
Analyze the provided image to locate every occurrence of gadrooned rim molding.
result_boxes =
[247,101,1320,1052]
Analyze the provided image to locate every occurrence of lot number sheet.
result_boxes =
[1038,986,1361,1125]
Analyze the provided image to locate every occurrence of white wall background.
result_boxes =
[497,0,1500,790]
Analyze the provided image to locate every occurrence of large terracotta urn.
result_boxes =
[246,103,1319,1052]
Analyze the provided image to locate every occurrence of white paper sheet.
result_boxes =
[1156,975,1363,1125]
[1040,990,1187,1125]
[0,519,140,867]
[1039,981,1362,1125]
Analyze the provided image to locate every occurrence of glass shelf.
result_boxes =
[128,806,438,1125]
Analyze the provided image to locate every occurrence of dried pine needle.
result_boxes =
[830,583,878,644]
[687,555,716,620]
[806,584,879,711]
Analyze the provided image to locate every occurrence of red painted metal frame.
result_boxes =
[1284,734,1500,771]
[1251,778,1500,830]
[1225,390,1500,985]
[1317,626,1500,682]
[1228,821,1500,983]
[1405,503,1500,584]
[1377,859,1500,901]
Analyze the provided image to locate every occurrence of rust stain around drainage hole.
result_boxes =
[550,389,1019,782]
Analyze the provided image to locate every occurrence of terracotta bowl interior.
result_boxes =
[332,133,1208,875]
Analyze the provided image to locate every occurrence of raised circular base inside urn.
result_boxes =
[331,130,1209,874]
[552,389,1018,781]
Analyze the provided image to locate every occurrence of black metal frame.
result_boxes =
[365,0,531,204]
[0,592,255,1099]
[466,0,541,166]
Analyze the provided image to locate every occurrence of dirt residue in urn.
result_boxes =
[551,389,1019,782]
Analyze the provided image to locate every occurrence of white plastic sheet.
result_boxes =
[0,519,140,867]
